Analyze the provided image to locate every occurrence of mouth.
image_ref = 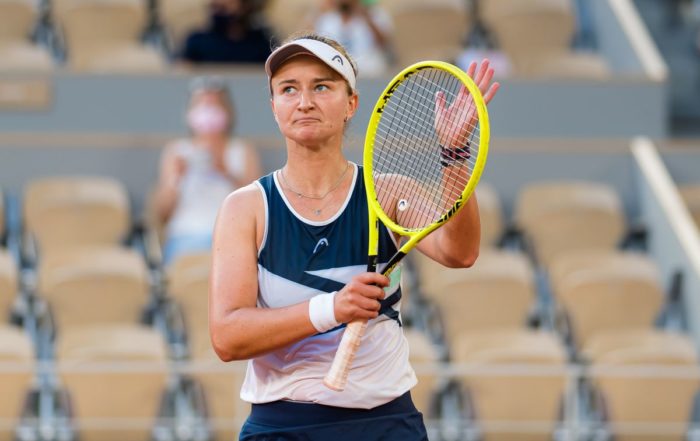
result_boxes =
[294,117,321,124]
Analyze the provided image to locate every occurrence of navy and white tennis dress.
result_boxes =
[239,163,428,440]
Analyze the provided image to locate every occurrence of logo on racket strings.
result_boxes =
[376,65,431,114]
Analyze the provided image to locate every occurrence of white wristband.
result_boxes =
[308,291,340,333]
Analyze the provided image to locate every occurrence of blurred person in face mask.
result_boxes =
[181,0,273,64]
[155,77,262,264]
[314,0,392,76]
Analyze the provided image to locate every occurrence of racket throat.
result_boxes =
[379,251,406,276]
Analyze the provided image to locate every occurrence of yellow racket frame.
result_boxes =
[324,61,491,392]
[363,60,490,274]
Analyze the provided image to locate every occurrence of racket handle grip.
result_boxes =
[323,319,368,391]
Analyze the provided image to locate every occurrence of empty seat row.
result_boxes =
[3,322,696,440]
[419,327,699,441]
[266,0,608,77]
[412,246,667,356]
[0,0,609,77]
[0,322,248,441]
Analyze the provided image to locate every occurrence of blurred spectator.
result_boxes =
[155,77,261,264]
[181,0,273,64]
[314,0,392,75]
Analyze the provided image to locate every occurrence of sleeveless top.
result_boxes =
[166,138,247,238]
[240,163,417,409]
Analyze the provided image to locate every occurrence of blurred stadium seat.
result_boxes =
[0,0,53,72]
[56,324,168,441]
[189,334,248,441]
[37,246,149,331]
[166,251,210,349]
[403,327,440,417]
[0,250,18,321]
[159,0,209,53]
[515,181,626,266]
[416,249,535,346]
[264,0,316,42]
[480,0,609,79]
[476,183,505,248]
[381,0,469,68]
[23,176,131,257]
[679,184,700,229]
[0,325,34,441]
[548,249,658,303]
[554,251,663,349]
[52,0,165,72]
[585,330,699,441]
[454,329,567,441]
[0,187,5,243]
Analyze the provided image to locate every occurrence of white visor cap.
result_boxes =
[265,38,356,93]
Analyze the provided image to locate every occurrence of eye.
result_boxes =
[315,84,330,92]
[282,86,296,95]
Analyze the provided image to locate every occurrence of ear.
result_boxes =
[345,93,359,121]
[270,98,279,123]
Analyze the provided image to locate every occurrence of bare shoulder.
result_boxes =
[219,182,265,223]
[215,182,266,250]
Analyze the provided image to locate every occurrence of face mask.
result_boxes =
[187,105,229,135]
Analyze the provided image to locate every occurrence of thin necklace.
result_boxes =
[279,162,351,215]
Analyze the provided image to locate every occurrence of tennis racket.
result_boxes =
[323,60,491,391]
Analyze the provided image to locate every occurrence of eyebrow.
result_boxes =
[275,77,341,87]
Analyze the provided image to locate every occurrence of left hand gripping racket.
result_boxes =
[323,61,491,391]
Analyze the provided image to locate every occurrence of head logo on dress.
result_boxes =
[313,238,329,254]
[332,55,344,66]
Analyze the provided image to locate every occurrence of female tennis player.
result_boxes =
[209,33,499,440]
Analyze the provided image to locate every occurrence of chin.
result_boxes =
[287,129,330,146]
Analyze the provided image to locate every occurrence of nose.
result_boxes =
[297,88,315,111]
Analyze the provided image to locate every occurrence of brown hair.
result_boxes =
[276,31,358,96]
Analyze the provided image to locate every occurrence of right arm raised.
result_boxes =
[208,184,390,361]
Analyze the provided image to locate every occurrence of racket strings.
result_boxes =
[372,68,481,230]
[374,72,482,156]
[375,70,480,183]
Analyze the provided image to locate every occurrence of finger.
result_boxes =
[354,272,390,288]
[450,84,468,114]
[466,61,477,79]
[435,90,447,117]
[357,296,382,312]
[479,68,495,95]
[483,82,500,105]
[473,59,490,85]
[352,281,386,301]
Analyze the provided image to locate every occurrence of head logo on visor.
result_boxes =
[265,39,356,93]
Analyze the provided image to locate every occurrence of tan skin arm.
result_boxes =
[209,184,389,361]
[154,143,186,226]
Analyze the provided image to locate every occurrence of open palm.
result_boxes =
[434,59,500,148]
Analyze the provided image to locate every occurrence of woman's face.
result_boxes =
[187,90,232,137]
[270,55,358,146]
